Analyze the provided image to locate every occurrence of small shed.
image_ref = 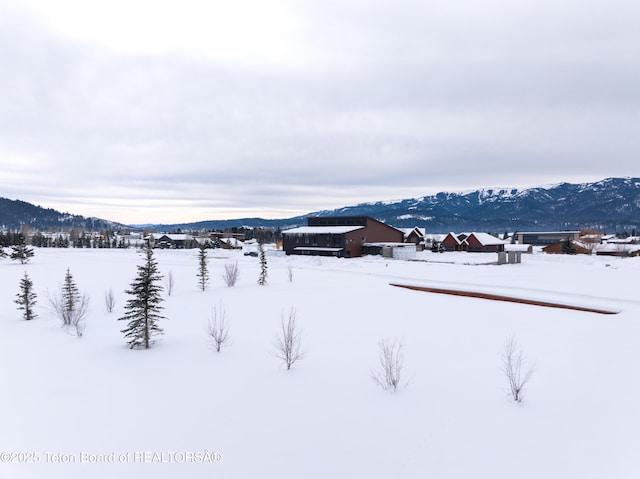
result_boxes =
[504,243,533,254]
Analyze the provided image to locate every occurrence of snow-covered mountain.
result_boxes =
[0,197,126,231]
[295,177,640,233]
[3,177,639,233]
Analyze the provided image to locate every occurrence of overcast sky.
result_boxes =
[1,0,638,224]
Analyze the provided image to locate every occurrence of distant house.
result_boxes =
[441,232,467,252]
[516,231,580,246]
[542,240,590,255]
[219,237,244,250]
[596,243,640,257]
[401,227,426,245]
[466,232,507,253]
[282,216,404,258]
[441,232,507,253]
[399,227,426,250]
[155,234,195,249]
[210,232,246,242]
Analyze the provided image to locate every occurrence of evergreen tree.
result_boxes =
[258,242,268,285]
[61,268,80,323]
[118,247,166,349]
[15,272,37,321]
[50,268,88,333]
[10,241,35,264]
[561,237,577,255]
[196,244,209,291]
[0,247,6,259]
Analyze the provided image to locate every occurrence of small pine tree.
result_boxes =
[561,237,577,255]
[15,272,37,320]
[258,242,268,286]
[10,242,34,264]
[196,244,209,291]
[62,267,80,323]
[119,247,166,349]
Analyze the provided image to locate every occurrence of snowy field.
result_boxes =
[1,247,639,479]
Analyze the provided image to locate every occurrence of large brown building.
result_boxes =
[282,216,404,258]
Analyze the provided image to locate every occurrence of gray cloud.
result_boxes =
[0,1,639,224]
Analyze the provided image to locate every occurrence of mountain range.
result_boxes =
[2,177,639,233]
[0,198,125,232]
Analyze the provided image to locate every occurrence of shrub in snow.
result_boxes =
[207,303,231,352]
[104,288,116,313]
[371,339,404,392]
[502,335,535,403]
[119,247,166,349]
[165,269,175,296]
[222,261,239,287]
[275,308,304,370]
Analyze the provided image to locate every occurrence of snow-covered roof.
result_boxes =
[363,242,411,247]
[445,232,463,244]
[596,244,640,254]
[399,227,426,236]
[222,238,244,247]
[157,234,193,241]
[469,232,507,246]
[606,236,640,244]
[518,231,581,235]
[504,244,531,252]
[283,226,365,234]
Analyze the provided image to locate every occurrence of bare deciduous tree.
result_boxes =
[287,265,293,283]
[49,291,89,337]
[165,269,175,296]
[275,308,304,370]
[503,335,535,403]
[580,228,602,255]
[104,288,116,313]
[207,303,231,352]
[371,339,404,392]
[222,261,239,287]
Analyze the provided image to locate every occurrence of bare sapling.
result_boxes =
[503,335,535,403]
[275,307,304,370]
[49,291,89,337]
[222,261,239,287]
[371,339,404,392]
[104,288,116,313]
[207,303,231,352]
[165,269,175,296]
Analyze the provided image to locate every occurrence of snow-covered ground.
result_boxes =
[1,248,639,479]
